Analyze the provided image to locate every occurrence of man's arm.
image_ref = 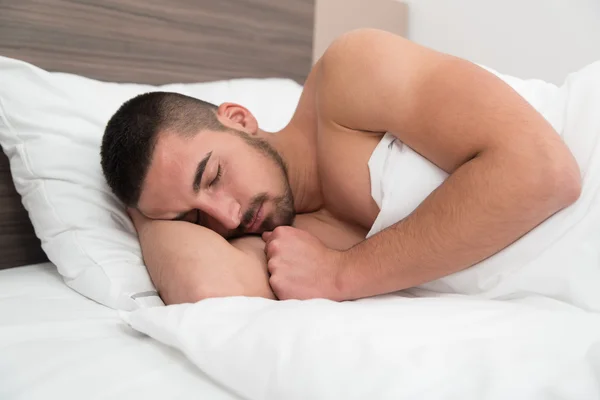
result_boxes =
[129,209,274,305]
[318,29,582,299]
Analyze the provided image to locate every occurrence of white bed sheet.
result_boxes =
[0,262,242,400]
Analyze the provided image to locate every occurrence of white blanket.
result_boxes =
[122,295,600,399]
[121,62,600,399]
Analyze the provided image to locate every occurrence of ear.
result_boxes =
[216,103,259,135]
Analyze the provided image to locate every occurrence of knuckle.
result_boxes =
[265,243,273,258]
[268,274,280,289]
[274,225,291,235]
[267,240,280,254]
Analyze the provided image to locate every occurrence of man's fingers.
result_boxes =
[267,258,277,275]
[262,231,273,242]
[264,239,278,260]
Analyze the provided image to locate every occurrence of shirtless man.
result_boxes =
[100,29,581,305]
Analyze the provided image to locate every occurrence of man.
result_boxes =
[101,29,581,305]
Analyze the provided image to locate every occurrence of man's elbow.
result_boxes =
[558,170,582,207]
[537,151,582,211]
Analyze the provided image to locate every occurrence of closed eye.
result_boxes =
[209,164,222,187]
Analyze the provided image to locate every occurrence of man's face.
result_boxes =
[137,129,295,238]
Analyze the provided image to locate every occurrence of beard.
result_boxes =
[237,189,295,234]
[227,131,296,237]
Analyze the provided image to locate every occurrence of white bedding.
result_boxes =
[124,295,600,400]
[0,263,241,400]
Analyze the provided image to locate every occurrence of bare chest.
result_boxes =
[315,124,383,232]
[292,210,365,251]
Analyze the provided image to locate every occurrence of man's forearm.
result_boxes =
[339,149,580,300]
[135,219,274,304]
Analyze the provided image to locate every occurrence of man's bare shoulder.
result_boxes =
[317,29,427,88]
[282,30,403,132]
[320,28,413,63]
[308,29,430,142]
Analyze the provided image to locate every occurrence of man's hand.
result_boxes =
[262,226,346,301]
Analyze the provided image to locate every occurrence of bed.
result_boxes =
[0,0,313,398]
[2,1,600,399]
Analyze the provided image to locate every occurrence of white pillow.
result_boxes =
[0,56,303,311]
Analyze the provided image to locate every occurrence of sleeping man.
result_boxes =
[100,29,582,305]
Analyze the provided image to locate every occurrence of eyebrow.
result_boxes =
[170,151,212,222]
[193,151,212,194]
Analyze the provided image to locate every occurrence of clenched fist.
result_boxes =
[262,226,347,301]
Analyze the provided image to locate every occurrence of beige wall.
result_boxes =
[312,0,408,64]
[399,0,600,84]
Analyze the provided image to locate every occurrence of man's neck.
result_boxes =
[268,125,322,214]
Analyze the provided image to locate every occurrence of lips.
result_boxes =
[247,202,264,233]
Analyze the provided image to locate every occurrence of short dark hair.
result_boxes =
[100,92,224,207]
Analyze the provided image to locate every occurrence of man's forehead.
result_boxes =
[140,140,211,214]
[138,130,223,217]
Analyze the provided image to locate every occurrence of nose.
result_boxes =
[197,191,241,231]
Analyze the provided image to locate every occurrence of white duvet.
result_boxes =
[122,61,600,399]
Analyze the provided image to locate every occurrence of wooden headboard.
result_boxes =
[0,0,315,269]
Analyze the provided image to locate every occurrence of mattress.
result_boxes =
[0,262,241,400]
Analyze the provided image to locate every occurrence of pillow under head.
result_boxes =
[0,56,302,310]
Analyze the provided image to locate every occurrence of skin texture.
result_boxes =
[131,29,581,304]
